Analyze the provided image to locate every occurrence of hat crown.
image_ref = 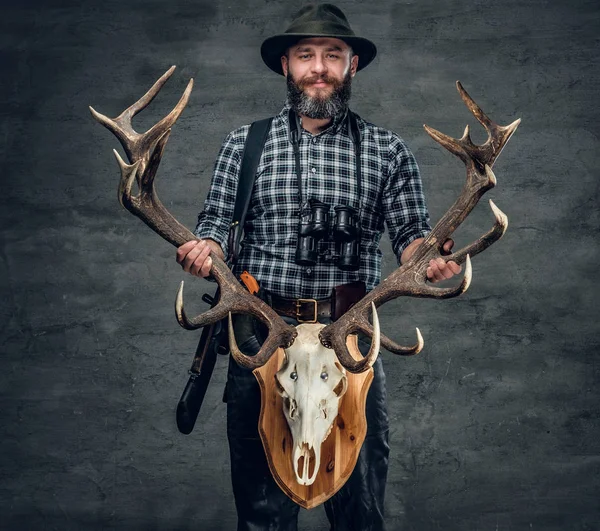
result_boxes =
[285,3,356,37]
[260,3,377,76]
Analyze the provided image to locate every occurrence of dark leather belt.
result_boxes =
[268,293,332,323]
[263,281,366,323]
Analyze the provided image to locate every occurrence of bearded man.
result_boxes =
[176,4,460,530]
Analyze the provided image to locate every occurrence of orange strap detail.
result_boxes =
[240,271,260,295]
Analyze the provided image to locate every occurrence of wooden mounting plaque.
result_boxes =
[253,335,374,509]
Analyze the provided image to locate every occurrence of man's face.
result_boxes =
[281,37,359,119]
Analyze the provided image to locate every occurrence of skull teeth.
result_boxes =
[294,443,318,485]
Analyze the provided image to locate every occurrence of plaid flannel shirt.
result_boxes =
[195,103,431,299]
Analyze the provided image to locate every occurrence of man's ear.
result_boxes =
[350,54,359,77]
[281,55,289,77]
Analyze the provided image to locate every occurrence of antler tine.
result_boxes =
[142,78,194,160]
[423,124,469,162]
[457,82,521,154]
[91,68,298,371]
[319,303,383,374]
[90,65,193,179]
[320,83,519,367]
[459,81,521,168]
[424,81,521,171]
[90,65,178,142]
[227,313,297,370]
[122,65,177,121]
[456,80,493,130]
[445,198,508,266]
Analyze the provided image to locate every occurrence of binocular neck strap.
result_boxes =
[289,109,304,205]
[288,108,363,212]
[347,111,362,213]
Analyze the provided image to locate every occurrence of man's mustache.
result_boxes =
[298,76,339,87]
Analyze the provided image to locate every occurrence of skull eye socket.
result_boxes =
[320,371,328,381]
[290,371,298,381]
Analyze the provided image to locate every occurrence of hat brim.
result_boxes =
[261,34,377,76]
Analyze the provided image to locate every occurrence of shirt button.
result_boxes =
[306,268,313,275]
[311,167,316,174]
[312,137,318,144]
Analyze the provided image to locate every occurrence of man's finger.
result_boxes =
[199,256,213,278]
[448,261,462,274]
[441,265,454,279]
[428,260,445,282]
[190,244,212,276]
[176,239,201,264]
[442,238,454,255]
[428,258,462,282]
[434,266,446,281]
[181,242,205,272]
[427,266,442,282]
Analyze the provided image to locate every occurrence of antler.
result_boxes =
[320,81,521,373]
[90,66,297,369]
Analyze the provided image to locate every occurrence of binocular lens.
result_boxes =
[333,206,359,241]
[295,201,361,271]
[335,238,360,271]
[295,238,318,266]
[295,200,329,266]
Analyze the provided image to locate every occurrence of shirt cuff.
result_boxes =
[395,228,431,264]
[194,225,229,258]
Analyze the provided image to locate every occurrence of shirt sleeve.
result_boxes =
[383,134,432,264]
[194,130,243,257]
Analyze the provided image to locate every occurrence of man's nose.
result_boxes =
[311,55,328,75]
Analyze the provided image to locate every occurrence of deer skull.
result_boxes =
[274,323,348,486]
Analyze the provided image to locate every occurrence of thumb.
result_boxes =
[442,238,454,255]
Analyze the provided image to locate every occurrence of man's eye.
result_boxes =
[327,54,340,59]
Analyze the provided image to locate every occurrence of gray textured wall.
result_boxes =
[1,0,598,529]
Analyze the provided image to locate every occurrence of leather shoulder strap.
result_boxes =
[347,110,361,148]
[227,117,273,264]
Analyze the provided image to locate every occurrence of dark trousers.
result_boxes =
[223,316,390,531]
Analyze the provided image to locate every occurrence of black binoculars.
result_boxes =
[295,200,361,271]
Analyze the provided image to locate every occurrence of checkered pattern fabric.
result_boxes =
[195,103,431,299]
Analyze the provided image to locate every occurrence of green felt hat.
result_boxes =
[261,3,377,76]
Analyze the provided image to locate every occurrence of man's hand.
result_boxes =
[401,237,462,283]
[176,239,225,278]
[426,239,461,283]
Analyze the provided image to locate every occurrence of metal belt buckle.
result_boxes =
[296,298,318,323]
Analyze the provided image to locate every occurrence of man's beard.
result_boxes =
[286,69,352,120]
